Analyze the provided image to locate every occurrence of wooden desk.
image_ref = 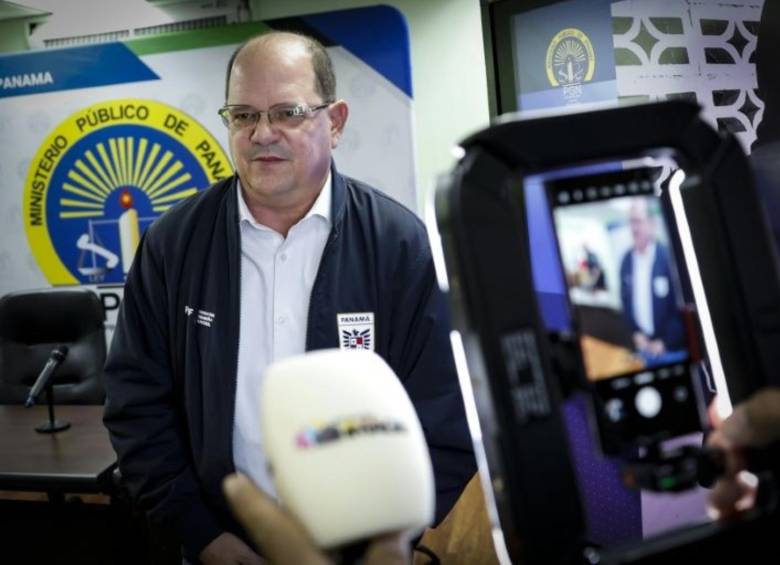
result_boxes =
[581,334,644,381]
[416,473,499,564]
[0,405,116,493]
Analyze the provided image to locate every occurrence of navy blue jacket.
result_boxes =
[619,243,684,351]
[103,167,476,559]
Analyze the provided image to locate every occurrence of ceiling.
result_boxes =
[0,1,50,22]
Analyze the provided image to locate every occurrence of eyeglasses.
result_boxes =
[217,102,332,130]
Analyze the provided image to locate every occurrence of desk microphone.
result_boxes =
[25,345,69,408]
[261,349,434,551]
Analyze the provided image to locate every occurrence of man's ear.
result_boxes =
[328,100,349,148]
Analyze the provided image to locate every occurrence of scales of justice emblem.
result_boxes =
[75,188,141,279]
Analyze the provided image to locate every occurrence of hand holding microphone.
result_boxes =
[223,473,409,565]
[706,388,780,519]
[224,349,434,563]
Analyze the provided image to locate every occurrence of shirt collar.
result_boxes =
[236,170,332,229]
[633,241,657,262]
[305,169,332,224]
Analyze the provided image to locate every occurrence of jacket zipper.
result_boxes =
[230,212,242,475]
[305,225,339,349]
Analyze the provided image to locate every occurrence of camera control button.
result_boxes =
[673,385,689,403]
[605,398,625,422]
[635,386,662,418]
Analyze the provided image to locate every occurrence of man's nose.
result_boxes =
[249,114,279,143]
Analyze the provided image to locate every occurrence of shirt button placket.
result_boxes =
[272,240,285,358]
[276,249,288,326]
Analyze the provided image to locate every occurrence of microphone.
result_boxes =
[25,345,69,408]
[261,349,434,550]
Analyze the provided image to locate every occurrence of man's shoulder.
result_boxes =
[620,248,632,269]
[147,176,234,240]
[653,243,674,271]
[655,242,670,257]
[341,174,426,236]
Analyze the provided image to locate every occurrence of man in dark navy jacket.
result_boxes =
[619,197,684,357]
[103,31,475,564]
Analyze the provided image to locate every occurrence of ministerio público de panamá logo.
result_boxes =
[24,99,231,285]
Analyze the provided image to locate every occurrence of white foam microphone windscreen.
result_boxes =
[260,348,435,548]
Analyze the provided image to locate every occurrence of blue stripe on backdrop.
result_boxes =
[301,6,413,98]
[0,43,159,99]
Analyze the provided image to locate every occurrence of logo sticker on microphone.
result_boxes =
[337,312,374,351]
[296,414,406,449]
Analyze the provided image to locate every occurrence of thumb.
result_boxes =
[363,532,410,565]
[223,473,330,565]
[721,388,780,447]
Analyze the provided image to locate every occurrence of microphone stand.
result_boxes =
[36,382,70,434]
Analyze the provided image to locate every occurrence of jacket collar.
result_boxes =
[227,160,346,230]
[235,172,332,229]
[330,161,347,231]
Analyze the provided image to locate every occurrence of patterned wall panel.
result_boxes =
[612,0,765,151]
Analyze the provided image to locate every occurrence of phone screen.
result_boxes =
[545,167,702,451]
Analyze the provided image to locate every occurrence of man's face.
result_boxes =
[628,199,655,252]
[226,40,342,206]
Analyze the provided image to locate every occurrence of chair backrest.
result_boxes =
[0,288,106,404]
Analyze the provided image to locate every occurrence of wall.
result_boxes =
[0,20,31,52]
[1,0,249,50]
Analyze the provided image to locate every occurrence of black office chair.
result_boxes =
[0,287,106,404]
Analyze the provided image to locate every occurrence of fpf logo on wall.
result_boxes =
[24,99,231,285]
[546,28,596,104]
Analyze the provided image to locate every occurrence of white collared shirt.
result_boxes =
[632,242,656,336]
[233,173,332,496]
